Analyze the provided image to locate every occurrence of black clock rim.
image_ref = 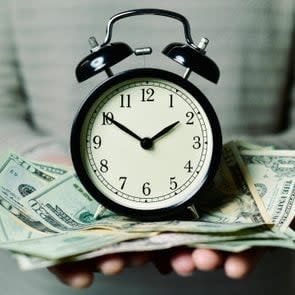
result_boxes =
[71,68,222,221]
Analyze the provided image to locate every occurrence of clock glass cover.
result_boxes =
[71,69,221,218]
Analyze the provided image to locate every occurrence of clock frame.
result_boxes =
[71,68,222,220]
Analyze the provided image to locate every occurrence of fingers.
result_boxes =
[152,250,173,274]
[170,247,264,280]
[224,248,265,279]
[48,247,265,289]
[49,254,126,288]
[170,248,195,276]
[96,254,126,275]
[159,247,226,277]
[192,248,225,271]
[95,252,151,274]
[125,252,151,266]
[49,252,152,289]
[154,247,265,279]
[169,248,225,276]
[192,248,265,279]
[48,263,94,289]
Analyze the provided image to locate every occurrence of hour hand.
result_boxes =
[105,115,142,142]
[151,121,180,141]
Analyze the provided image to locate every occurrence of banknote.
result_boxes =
[32,161,69,177]
[13,253,55,271]
[0,207,43,242]
[224,142,272,223]
[285,227,295,240]
[0,229,154,260]
[22,173,103,232]
[192,238,295,252]
[13,227,295,271]
[11,224,293,270]
[5,224,286,260]
[66,226,291,261]
[0,146,294,272]
[90,219,266,234]
[0,153,58,233]
[240,149,295,230]
[197,149,267,224]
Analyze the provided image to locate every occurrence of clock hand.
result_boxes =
[151,121,180,141]
[105,115,142,141]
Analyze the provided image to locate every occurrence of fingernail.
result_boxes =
[68,273,93,289]
[225,261,246,279]
[97,259,125,275]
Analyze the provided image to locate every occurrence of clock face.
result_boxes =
[71,69,221,218]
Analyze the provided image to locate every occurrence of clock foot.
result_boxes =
[94,204,107,220]
[187,204,200,220]
[173,204,200,221]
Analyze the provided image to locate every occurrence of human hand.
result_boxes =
[48,252,151,288]
[163,218,294,277]
[47,208,293,287]
[162,247,266,279]
[48,247,265,288]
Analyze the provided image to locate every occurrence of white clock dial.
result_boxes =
[80,77,214,211]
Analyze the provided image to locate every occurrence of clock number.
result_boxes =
[100,159,109,173]
[142,182,151,196]
[169,177,178,190]
[102,112,114,125]
[184,160,193,173]
[119,177,127,190]
[169,94,174,108]
[141,88,154,102]
[193,136,201,149]
[92,135,102,149]
[120,94,131,108]
[186,112,194,125]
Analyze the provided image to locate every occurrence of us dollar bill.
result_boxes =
[32,161,69,177]
[239,149,295,230]
[11,224,293,270]
[0,229,154,260]
[0,153,60,233]
[91,219,265,234]
[192,238,295,252]
[22,173,103,232]
[224,142,272,223]
[14,228,295,271]
[198,147,268,224]
[0,206,43,242]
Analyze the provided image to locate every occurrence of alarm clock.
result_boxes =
[71,8,222,220]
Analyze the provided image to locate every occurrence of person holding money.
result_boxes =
[0,0,294,294]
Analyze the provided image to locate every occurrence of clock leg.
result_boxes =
[187,204,200,220]
[94,204,107,219]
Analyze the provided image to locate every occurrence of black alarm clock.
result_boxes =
[71,8,222,220]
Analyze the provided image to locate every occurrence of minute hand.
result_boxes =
[151,121,180,141]
[105,115,142,141]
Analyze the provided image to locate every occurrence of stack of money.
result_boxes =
[0,141,294,271]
